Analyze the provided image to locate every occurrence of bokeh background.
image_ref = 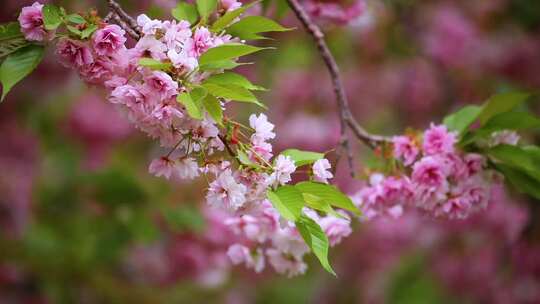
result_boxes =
[1,0,540,303]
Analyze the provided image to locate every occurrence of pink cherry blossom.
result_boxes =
[266,249,307,277]
[163,20,192,49]
[141,71,178,100]
[167,49,198,72]
[220,0,242,11]
[227,244,265,273]
[56,39,94,68]
[249,113,276,142]
[312,158,333,183]
[268,155,296,186]
[319,215,352,246]
[92,24,127,57]
[186,27,214,57]
[136,14,164,35]
[422,123,457,155]
[176,157,200,180]
[148,156,176,179]
[18,2,51,41]
[392,135,420,166]
[206,169,247,211]
[489,130,520,146]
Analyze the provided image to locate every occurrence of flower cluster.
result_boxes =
[354,124,498,220]
[17,1,352,276]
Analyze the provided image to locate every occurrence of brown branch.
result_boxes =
[218,134,237,158]
[285,0,391,172]
[106,0,141,39]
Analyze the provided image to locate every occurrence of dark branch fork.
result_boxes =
[285,0,391,175]
[105,0,141,39]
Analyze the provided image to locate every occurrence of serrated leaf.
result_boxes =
[199,43,266,65]
[211,1,260,32]
[443,105,482,134]
[43,4,63,31]
[267,186,305,221]
[202,82,265,108]
[495,163,540,200]
[478,92,530,125]
[0,37,29,59]
[296,214,336,276]
[205,71,266,91]
[295,181,359,215]
[196,0,217,20]
[178,92,203,120]
[202,94,223,124]
[487,144,540,182]
[226,15,293,40]
[67,14,86,24]
[0,45,44,101]
[172,2,199,24]
[280,149,324,166]
[0,22,23,41]
[138,58,172,71]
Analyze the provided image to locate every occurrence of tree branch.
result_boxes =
[106,0,141,39]
[285,0,391,163]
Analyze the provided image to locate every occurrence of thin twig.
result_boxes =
[218,134,237,158]
[285,0,391,174]
[111,13,140,39]
[103,12,113,23]
[107,0,141,39]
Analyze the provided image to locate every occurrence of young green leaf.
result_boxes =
[178,92,203,120]
[205,71,266,91]
[138,58,172,71]
[0,22,23,41]
[67,14,86,24]
[199,43,267,65]
[303,193,347,219]
[237,149,261,168]
[42,4,63,30]
[0,45,44,101]
[202,82,266,108]
[296,214,336,276]
[487,144,540,182]
[226,15,293,40]
[0,37,29,59]
[211,2,256,32]
[198,59,249,71]
[201,94,223,124]
[494,163,540,200]
[80,24,98,39]
[280,149,324,166]
[478,92,530,125]
[196,0,218,21]
[295,181,360,215]
[171,2,199,24]
[267,186,305,221]
[443,105,482,134]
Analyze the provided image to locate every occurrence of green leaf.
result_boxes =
[198,59,249,71]
[67,14,86,24]
[202,82,265,108]
[80,24,98,39]
[478,92,530,125]
[178,92,203,120]
[443,105,482,134]
[267,186,305,221]
[280,149,324,166]
[201,94,223,124]
[237,149,261,168]
[0,22,23,41]
[0,45,44,101]
[205,71,266,91]
[295,181,359,215]
[211,2,257,32]
[67,25,82,36]
[42,4,63,31]
[296,214,335,276]
[495,163,540,200]
[196,0,218,20]
[0,37,29,59]
[482,111,540,133]
[302,193,346,219]
[226,15,293,40]
[171,2,199,24]
[199,43,267,65]
[138,58,172,71]
[487,144,540,182]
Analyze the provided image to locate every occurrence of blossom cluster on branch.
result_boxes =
[2,0,539,277]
